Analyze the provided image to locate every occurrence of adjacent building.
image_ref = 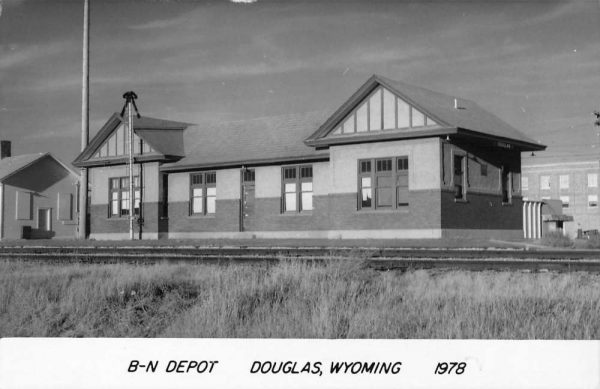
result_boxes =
[0,141,79,240]
[73,74,545,240]
[522,157,599,237]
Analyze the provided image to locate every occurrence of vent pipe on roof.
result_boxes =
[0,141,11,159]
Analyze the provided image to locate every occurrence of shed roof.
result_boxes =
[0,153,48,181]
[0,153,78,182]
[161,111,330,171]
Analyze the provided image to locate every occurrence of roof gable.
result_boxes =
[327,85,440,137]
[73,113,190,167]
[92,122,157,159]
[305,74,545,151]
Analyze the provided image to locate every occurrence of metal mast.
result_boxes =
[78,0,89,239]
[121,92,141,240]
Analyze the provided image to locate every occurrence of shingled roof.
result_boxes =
[161,111,330,171]
[305,74,545,151]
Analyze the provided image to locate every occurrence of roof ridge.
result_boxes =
[208,109,332,126]
[374,74,474,104]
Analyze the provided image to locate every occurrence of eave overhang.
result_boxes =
[160,153,330,173]
[73,154,180,168]
[305,127,458,148]
[454,128,546,152]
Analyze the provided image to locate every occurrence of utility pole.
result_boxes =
[121,92,141,240]
[78,0,89,239]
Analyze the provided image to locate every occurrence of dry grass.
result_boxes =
[1,259,599,339]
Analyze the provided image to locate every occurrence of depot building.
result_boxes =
[73,74,545,240]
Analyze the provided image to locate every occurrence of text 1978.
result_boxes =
[434,362,466,375]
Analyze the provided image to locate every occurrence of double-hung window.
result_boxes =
[109,176,140,217]
[282,165,313,212]
[190,172,216,215]
[454,154,466,200]
[358,156,409,210]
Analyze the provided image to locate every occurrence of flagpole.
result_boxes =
[78,0,89,239]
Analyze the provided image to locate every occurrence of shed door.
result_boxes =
[38,209,51,231]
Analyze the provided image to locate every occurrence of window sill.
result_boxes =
[454,198,468,203]
[356,208,409,214]
[280,211,313,216]
[188,214,216,219]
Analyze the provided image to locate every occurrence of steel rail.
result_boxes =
[1,246,600,271]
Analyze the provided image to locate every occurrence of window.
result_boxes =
[359,161,372,208]
[358,156,409,210]
[521,177,529,191]
[588,194,598,208]
[190,172,216,215]
[58,193,73,221]
[453,154,466,200]
[397,157,409,206]
[480,163,488,177]
[109,176,140,217]
[540,175,550,190]
[559,175,569,189]
[282,165,313,212]
[588,173,598,188]
[16,191,32,220]
[242,169,255,183]
[560,195,569,208]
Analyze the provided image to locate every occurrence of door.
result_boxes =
[38,208,51,232]
[241,169,255,232]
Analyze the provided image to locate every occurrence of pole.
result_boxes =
[128,99,134,240]
[78,0,89,239]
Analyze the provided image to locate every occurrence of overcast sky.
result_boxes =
[0,0,599,164]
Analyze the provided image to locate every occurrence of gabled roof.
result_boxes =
[0,153,78,182]
[305,74,545,151]
[161,111,330,172]
[73,113,191,166]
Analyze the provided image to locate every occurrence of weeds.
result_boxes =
[1,259,599,338]
[541,231,573,248]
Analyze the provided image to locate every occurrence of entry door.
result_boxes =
[241,169,255,232]
[38,209,51,231]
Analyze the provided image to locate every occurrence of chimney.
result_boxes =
[0,141,11,159]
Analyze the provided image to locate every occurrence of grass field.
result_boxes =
[1,259,599,339]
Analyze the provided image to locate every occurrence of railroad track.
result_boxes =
[1,245,600,272]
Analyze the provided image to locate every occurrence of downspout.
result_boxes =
[0,183,4,240]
